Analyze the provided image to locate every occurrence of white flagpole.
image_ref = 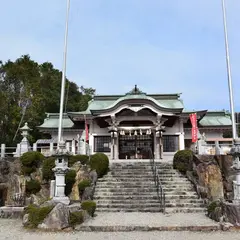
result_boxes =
[58,0,71,146]
[221,0,237,140]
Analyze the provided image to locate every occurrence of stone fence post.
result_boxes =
[1,144,5,158]
[33,143,37,152]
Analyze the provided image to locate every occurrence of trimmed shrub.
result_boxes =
[78,179,91,193]
[207,201,219,215]
[65,170,76,196]
[20,151,44,175]
[173,150,193,173]
[81,200,96,217]
[42,157,56,181]
[69,211,84,226]
[89,153,109,177]
[25,204,54,228]
[69,155,89,167]
[26,179,41,195]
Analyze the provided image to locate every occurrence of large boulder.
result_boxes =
[223,202,240,226]
[69,165,90,201]
[196,161,224,201]
[38,203,70,230]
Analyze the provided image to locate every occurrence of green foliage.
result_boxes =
[42,157,55,181]
[20,151,44,175]
[0,55,95,145]
[69,155,89,167]
[173,150,193,173]
[69,211,84,226]
[65,170,76,196]
[25,204,54,228]
[81,200,96,217]
[207,201,219,215]
[25,179,41,195]
[89,153,109,178]
[78,179,91,193]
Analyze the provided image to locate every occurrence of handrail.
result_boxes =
[149,148,165,213]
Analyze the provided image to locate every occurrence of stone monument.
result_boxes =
[52,141,70,205]
[14,122,31,157]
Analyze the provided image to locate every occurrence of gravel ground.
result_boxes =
[0,219,239,240]
[80,212,218,227]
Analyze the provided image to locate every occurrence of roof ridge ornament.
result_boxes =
[126,85,146,95]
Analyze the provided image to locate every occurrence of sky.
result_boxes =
[0,0,240,111]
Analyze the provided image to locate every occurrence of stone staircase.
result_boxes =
[94,161,206,213]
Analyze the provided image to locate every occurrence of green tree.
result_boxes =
[0,55,95,145]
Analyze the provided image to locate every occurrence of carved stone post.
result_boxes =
[155,115,165,159]
[230,139,240,203]
[108,115,119,160]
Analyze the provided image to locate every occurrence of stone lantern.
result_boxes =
[52,141,70,205]
[15,122,31,156]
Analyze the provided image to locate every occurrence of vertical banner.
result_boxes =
[84,116,89,143]
[189,113,198,143]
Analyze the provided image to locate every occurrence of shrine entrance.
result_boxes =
[118,132,154,159]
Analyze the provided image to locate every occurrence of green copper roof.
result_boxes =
[85,93,184,113]
[38,113,74,129]
[199,111,232,126]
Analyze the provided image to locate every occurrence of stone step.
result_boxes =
[165,207,206,214]
[95,187,194,192]
[96,203,205,208]
[95,199,204,204]
[96,208,163,212]
[97,182,192,186]
[94,194,200,200]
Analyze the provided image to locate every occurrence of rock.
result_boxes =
[82,186,95,201]
[82,210,91,221]
[22,213,29,227]
[69,167,90,201]
[221,222,234,231]
[209,205,223,222]
[40,199,57,208]
[196,160,224,201]
[223,202,240,226]
[89,170,98,185]
[38,203,70,230]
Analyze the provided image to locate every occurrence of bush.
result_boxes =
[69,155,89,167]
[173,150,193,173]
[20,151,44,175]
[207,201,219,216]
[65,170,76,196]
[89,153,109,177]
[25,204,54,228]
[69,211,84,226]
[42,157,56,181]
[78,179,91,193]
[81,200,96,217]
[26,179,41,195]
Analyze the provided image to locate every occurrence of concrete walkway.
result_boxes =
[76,212,221,232]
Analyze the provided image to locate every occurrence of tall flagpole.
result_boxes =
[58,0,71,146]
[221,0,237,140]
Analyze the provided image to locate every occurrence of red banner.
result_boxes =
[189,113,198,143]
[85,116,89,143]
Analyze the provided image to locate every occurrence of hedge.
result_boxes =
[65,170,76,196]
[42,157,56,181]
[69,155,89,167]
[69,211,84,226]
[173,150,193,173]
[25,179,41,195]
[20,151,44,175]
[89,153,109,177]
[25,204,54,228]
[81,200,96,217]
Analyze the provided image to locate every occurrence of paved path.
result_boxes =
[0,219,239,240]
[77,212,220,231]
